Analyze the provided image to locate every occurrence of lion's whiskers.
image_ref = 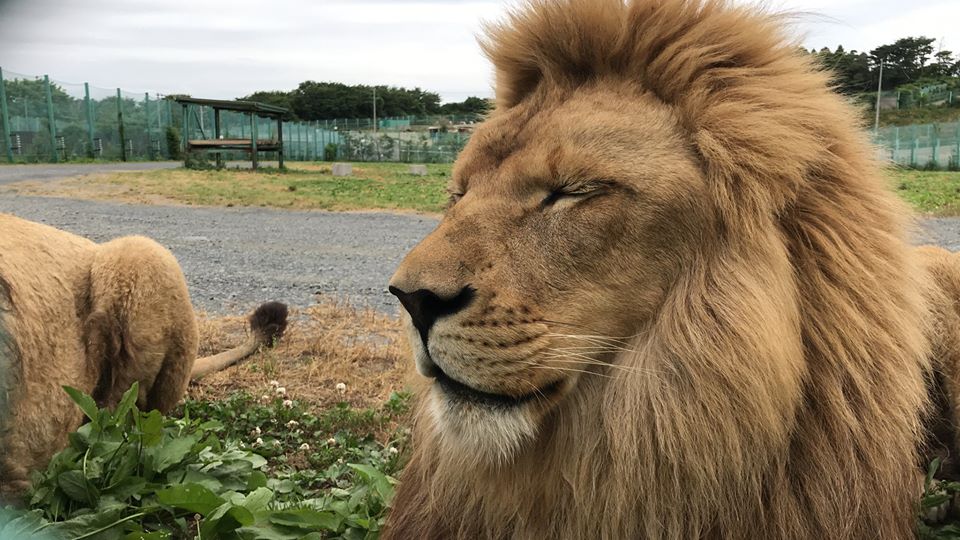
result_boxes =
[541,353,657,377]
[518,360,617,380]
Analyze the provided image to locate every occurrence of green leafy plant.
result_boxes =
[1,384,405,539]
[919,458,960,539]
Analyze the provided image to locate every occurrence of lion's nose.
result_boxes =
[388,285,474,344]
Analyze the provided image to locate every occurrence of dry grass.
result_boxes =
[187,299,413,411]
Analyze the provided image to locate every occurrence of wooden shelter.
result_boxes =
[174,97,287,169]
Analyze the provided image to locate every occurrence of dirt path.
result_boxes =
[0,161,180,185]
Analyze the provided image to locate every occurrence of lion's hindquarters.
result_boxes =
[918,246,960,478]
[87,236,199,412]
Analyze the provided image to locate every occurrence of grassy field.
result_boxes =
[4,162,451,215]
[6,162,960,217]
[891,169,960,216]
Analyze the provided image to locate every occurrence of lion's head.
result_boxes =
[387,0,930,537]
[390,81,716,460]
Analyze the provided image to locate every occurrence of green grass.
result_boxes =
[73,162,451,214]
[891,169,960,215]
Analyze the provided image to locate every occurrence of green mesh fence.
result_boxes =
[0,67,477,165]
[876,121,960,168]
[6,67,952,168]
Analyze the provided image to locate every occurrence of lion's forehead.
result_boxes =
[454,91,697,199]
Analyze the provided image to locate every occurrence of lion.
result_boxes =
[383,0,955,538]
[0,213,287,501]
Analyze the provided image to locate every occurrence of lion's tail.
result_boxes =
[190,301,288,379]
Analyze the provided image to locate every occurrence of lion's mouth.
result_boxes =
[431,367,562,408]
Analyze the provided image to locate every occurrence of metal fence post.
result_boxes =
[298,122,304,160]
[144,92,153,160]
[44,75,58,163]
[250,112,258,170]
[955,124,960,169]
[181,103,188,158]
[0,67,13,163]
[116,88,127,162]
[910,134,918,168]
[277,116,284,169]
[933,124,941,168]
[83,83,95,158]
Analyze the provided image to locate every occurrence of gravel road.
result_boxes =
[0,195,438,315]
[917,217,960,251]
[1,194,959,316]
[0,162,180,185]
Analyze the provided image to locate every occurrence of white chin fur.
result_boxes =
[426,388,539,466]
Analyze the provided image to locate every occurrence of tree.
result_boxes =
[240,91,298,120]
[439,96,492,117]
[870,37,937,89]
[812,46,874,94]
[930,50,960,79]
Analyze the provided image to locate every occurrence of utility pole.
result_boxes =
[874,57,884,134]
[373,86,377,133]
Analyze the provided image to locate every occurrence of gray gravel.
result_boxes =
[2,193,960,316]
[916,217,960,251]
[0,162,180,185]
[0,195,438,315]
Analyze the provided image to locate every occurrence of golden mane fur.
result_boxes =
[384,0,959,538]
[0,214,286,501]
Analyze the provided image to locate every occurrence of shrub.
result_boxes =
[165,126,182,161]
[324,143,338,162]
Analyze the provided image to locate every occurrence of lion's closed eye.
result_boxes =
[540,181,612,209]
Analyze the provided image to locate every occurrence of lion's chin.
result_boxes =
[426,388,542,465]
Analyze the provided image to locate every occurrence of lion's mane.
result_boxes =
[385,0,936,538]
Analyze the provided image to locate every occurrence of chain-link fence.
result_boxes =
[3,67,957,169]
[875,84,958,111]
[0,67,473,165]
[876,121,960,169]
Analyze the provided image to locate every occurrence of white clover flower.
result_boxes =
[260,394,270,402]
[269,380,280,387]
[253,426,262,436]
[388,447,398,455]
[286,420,299,428]
[275,386,287,396]
[272,439,281,446]
[337,458,344,464]
[254,437,264,446]
[299,443,310,451]
[282,399,293,408]
[335,382,347,394]
[327,438,337,445]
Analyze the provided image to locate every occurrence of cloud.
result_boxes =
[0,0,957,103]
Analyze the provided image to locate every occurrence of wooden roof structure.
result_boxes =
[173,97,288,169]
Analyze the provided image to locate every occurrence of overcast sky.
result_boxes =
[0,0,956,102]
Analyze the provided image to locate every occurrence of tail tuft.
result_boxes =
[249,301,288,347]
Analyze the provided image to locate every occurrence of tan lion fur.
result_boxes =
[384,0,951,538]
[0,214,285,501]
